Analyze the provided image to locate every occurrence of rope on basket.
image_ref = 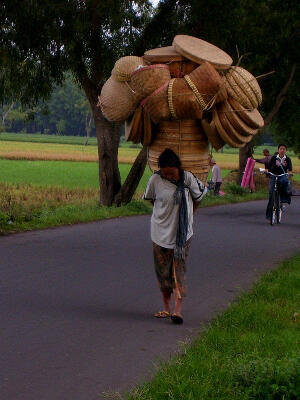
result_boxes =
[184,75,208,110]
[168,79,177,119]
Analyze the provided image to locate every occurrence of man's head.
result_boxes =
[209,158,216,166]
[263,149,270,156]
[277,144,287,157]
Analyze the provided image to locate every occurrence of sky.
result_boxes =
[151,0,160,7]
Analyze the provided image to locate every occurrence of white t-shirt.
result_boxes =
[143,171,207,249]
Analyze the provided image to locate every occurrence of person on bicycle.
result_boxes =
[265,144,293,219]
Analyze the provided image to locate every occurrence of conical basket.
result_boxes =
[98,77,139,122]
[186,62,227,109]
[148,119,210,181]
[112,56,144,82]
[141,82,170,124]
[170,78,203,119]
[129,64,171,101]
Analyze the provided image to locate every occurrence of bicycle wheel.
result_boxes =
[270,193,276,225]
[276,193,282,224]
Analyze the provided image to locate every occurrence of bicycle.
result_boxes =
[264,171,289,225]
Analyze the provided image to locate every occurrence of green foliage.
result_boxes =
[0,0,152,106]
[151,0,300,154]
[225,183,248,195]
[232,357,300,399]
[126,253,300,399]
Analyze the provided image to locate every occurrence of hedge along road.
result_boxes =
[0,198,299,400]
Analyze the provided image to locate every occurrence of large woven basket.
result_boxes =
[130,64,171,101]
[148,119,210,181]
[186,62,227,109]
[99,77,139,122]
[170,78,203,120]
[112,56,144,82]
[142,82,170,124]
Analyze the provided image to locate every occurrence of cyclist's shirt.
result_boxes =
[269,155,292,175]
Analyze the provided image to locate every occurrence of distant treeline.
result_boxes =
[3,75,95,137]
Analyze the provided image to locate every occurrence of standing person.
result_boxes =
[143,148,207,324]
[265,144,293,219]
[210,158,222,195]
[254,148,272,170]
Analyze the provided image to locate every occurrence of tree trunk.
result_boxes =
[114,146,148,205]
[93,106,122,206]
[237,142,254,184]
[83,80,148,207]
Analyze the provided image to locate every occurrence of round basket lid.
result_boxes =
[213,108,244,148]
[173,35,233,70]
[228,98,264,129]
[144,46,184,62]
[201,118,225,151]
[219,100,259,136]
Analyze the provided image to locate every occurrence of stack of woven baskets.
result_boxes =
[98,35,264,180]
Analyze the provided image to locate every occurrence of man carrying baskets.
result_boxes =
[143,148,207,324]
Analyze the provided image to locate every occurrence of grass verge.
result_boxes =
[0,181,268,235]
[124,254,300,400]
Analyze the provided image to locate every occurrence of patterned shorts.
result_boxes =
[152,239,191,297]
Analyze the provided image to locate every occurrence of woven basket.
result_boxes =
[99,77,139,122]
[125,106,143,144]
[218,100,259,136]
[213,108,244,148]
[143,47,198,78]
[228,98,264,129]
[129,64,171,101]
[230,66,262,106]
[143,46,184,62]
[148,119,210,181]
[224,72,254,110]
[201,118,225,151]
[173,35,233,70]
[112,56,144,82]
[224,66,262,110]
[186,62,227,109]
[170,78,203,119]
[142,110,154,146]
[142,82,170,124]
[217,105,253,145]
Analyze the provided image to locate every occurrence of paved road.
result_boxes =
[0,198,299,400]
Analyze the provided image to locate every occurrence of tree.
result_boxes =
[155,0,300,174]
[1,0,153,205]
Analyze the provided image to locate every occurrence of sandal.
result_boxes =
[154,310,171,318]
[171,313,183,324]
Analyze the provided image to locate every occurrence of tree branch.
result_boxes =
[264,63,296,126]
[113,146,148,205]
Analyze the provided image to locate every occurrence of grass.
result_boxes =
[0,139,141,163]
[0,182,153,235]
[122,254,300,400]
[0,159,152,189]
[0,179,268,235]
[0,133,299,172]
